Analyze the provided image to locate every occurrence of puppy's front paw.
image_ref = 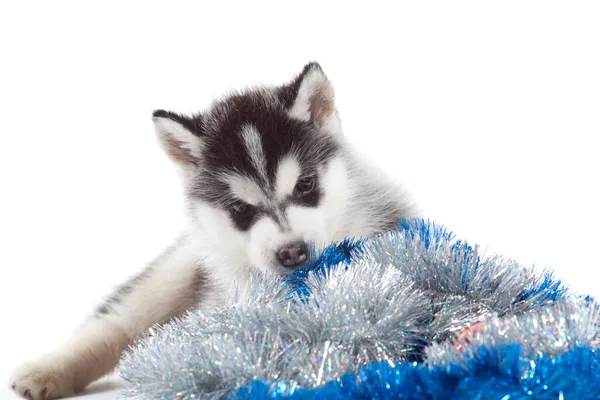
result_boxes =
[10,359,76,400]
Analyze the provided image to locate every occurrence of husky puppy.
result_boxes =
[10,62,413,399]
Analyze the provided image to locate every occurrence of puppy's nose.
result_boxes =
[277,242,308,268]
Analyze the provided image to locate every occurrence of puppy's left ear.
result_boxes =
[281,62,340,133]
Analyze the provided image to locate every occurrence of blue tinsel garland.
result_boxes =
[285,219,565,304]
[232,346,600,399]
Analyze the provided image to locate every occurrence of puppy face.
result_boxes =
[153,63,349,274]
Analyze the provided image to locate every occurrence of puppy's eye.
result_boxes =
[295,176,316,195]
[232,201,252,214]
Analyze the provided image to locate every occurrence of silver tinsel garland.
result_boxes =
[118,220,592,399]
[427,297,600,364]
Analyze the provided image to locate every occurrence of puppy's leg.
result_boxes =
[11,236,209,400]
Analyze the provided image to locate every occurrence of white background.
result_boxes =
[1,1,599,399]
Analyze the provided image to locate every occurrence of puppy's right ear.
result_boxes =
[152,110,204,166]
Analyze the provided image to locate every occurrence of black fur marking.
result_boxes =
[228,203,261,231]
[193,264,211,300]
[191,92,338,201]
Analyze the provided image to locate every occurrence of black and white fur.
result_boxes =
[10,62,413,400]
